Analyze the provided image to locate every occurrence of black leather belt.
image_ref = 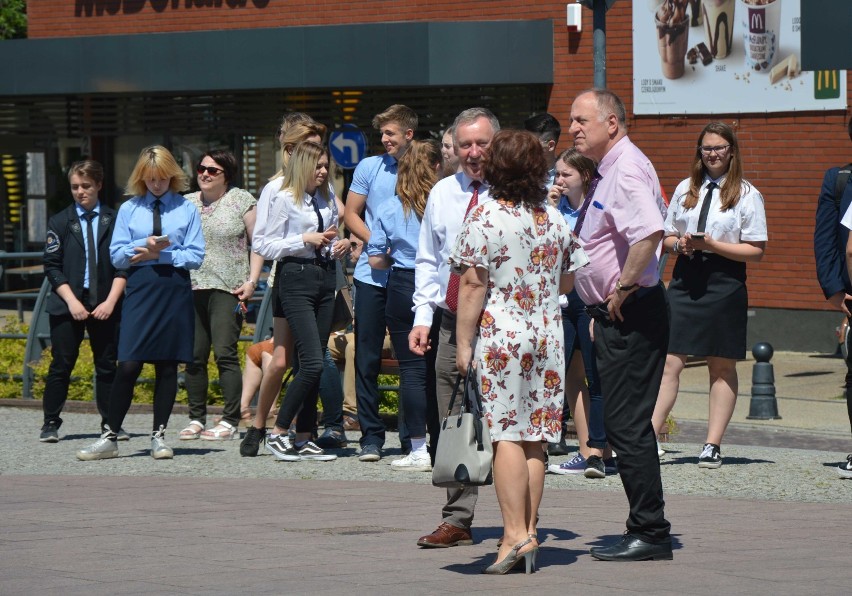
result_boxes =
[282,256,335,270]
[391,267,415,272]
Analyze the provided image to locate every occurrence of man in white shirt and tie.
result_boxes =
[409,107,500,548]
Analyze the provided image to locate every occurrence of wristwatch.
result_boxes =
[615,280,637,292]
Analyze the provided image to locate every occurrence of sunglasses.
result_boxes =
[196,165,224,176]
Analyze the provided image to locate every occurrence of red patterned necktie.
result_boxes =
[445,181,481,313]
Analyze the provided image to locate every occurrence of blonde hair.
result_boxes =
[396,139,440,219]
[281,141,329,202]
[270,121,327,180]
[125,145,189,197]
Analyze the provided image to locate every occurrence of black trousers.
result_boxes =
[43,313,119,428]
[594,284,671,543]
[274,261,336,434]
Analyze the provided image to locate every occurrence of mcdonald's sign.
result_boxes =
[814,70,841,99]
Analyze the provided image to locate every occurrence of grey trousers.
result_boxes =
[434,310,478,530]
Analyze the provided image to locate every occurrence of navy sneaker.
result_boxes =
[315,427,347,449]
[39,421,60,443]
[358,444,382,462]
[547,452,586,475]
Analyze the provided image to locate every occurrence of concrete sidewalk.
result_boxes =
[2,474,850,595]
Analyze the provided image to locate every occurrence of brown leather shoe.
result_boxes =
[417,523,473,548]
[343,414,360,431]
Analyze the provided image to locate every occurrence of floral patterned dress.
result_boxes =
[450,198,589,443]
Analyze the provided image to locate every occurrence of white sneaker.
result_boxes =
[76,430,119,461]
[390,451,432,472]
[151,426,174,460]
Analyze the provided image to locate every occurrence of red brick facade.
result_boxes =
[30,0,852,312]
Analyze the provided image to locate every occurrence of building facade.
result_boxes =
[1,0,850,351]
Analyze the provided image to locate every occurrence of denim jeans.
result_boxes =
[353,279,388,448]
[274,262,336,434]
[184,289,243,426]
[562,288,607,449]
[385,269,426,437]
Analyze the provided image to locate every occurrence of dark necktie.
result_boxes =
[152,199,162,237]
[83,211,98,309]
[696,182,717,233]
[311,196,325,260]
[573,171,602,236]
[446,181,481,313]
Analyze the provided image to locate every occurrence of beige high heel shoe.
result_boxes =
[482,537,536,575]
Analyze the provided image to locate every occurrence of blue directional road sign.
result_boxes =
[329,124,367,170]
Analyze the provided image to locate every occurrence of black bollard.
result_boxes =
[747,342,782,420]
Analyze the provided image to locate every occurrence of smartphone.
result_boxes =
[154,235,169,243]
[691,232,705,239]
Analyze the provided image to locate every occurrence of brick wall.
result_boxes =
[30,0,852,311]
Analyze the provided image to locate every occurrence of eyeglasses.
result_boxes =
[699,144,731,156]
[196,165,223,176]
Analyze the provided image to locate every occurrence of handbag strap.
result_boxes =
[446,365,488,452]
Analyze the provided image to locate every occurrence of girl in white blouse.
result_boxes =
[252,141,348,462]
[652,121,767,469]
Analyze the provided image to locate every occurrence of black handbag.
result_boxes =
[330,283,353,332]
[431,365,494,488]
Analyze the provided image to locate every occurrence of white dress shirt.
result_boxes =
[665,175,767,249]
[253,178,338,261]
[412,172,492,328]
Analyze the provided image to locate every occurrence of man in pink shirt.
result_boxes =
[570,89,672,562]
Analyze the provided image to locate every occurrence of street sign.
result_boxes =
[329,124,367,170]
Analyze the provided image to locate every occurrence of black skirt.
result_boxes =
[667,252,748,359]
[118,264,194,362]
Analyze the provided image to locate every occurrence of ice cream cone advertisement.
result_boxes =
[633,0,846,114]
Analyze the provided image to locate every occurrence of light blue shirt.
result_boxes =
[349,154,398,287]
[556,195,581,231]
[76,201,100,290]
[366,196,421,270]
[110,190,205,270]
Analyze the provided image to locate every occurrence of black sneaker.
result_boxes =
[698,443,722,469]
[358,444,382,462]
[39,421,60,443]
[266,434,301,461]
[315,427,347,449]
[547,439,570,456]
[297,440,337,461]
[838,454,852,479]
[240,426,266,457]
[584,455,606,478]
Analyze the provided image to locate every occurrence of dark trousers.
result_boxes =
[845,347,852,435]
[108,360,178,432]
[562,289,607,449]
[275,262,336,434]
[593,285,671,543]
[184,289,243,426]
[43,313,119,429]
[426,308,443,461]
[385,270,427,437]
[354,279,388,448]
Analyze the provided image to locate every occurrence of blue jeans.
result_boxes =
[562,289,607,449]
[385,269,426,437]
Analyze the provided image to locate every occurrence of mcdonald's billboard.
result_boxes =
[633,0,846,115]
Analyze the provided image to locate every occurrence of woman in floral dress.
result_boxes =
[453,129,588,574]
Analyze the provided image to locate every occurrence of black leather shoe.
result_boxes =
[590,534,672,561]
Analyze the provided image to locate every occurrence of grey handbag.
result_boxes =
[432,366,494,488]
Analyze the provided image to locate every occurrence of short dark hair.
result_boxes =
[483,129,548,210]
[68,160,104,186]
[524,113,561,144]
[200,150,238,184]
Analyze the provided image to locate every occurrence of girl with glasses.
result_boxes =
[653,121,768,469]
